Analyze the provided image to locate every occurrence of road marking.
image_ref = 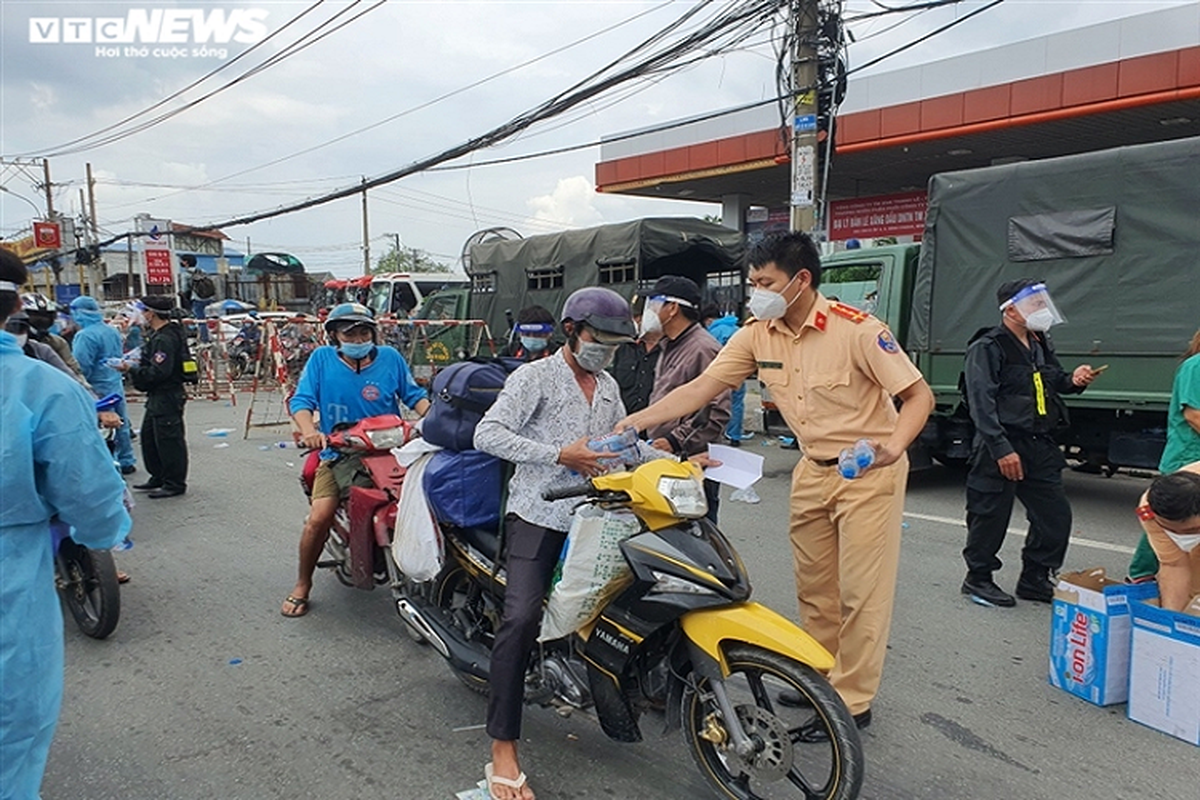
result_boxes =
[903,511,1135,555]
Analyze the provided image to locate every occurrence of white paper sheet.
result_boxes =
[704,444,764,490]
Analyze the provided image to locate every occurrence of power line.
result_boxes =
[23,1,387,159]
[185,0,786,232]
[7,1,328,158]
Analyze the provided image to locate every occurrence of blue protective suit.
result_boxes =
[0,330,131,800]
[289,345,427,460]
[70,314,136,469]
[706,314,747,440]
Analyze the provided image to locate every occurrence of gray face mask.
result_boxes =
[574,339,618,373]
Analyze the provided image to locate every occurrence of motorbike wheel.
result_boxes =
[227,356,244,381]
[432,567,491,696]
[684,645,863,800]
[56,541,121,640]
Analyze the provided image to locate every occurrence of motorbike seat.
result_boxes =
[457,524,501,562]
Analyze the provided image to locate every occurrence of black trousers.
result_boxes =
[486,516,567,742]
[142,407,189,491]
[963,434,1070,582]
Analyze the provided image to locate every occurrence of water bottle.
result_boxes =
[837,439,876,479]
[587,427,640,470]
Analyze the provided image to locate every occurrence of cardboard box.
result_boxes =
[1127,595,1200,745]
[1048,569,1158,706]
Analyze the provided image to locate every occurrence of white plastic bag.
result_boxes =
[539,507,641,641]
[392,450,442,581]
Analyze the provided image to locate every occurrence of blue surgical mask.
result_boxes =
[340,341,374,360]
[520,336,548,353]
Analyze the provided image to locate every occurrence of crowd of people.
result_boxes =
[4,231,1199,800]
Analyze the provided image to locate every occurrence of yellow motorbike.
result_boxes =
[400,459,864,800]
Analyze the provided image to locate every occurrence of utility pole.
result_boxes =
[41,158,55,220]
[360,177,371,276]
[790,0,821,236]
[86,162,99,240]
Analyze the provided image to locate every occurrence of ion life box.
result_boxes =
[1049,569,1158,706]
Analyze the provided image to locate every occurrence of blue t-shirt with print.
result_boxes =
[289,345,427,458]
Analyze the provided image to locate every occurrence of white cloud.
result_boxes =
[525,175,604,229]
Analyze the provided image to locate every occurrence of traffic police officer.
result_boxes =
[117,295,191,497]
[961,279,1099,607]
[622,231,934,739]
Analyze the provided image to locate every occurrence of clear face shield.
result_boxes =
[1002,283,1065,332]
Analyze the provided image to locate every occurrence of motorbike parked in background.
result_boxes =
[398,459,865,800]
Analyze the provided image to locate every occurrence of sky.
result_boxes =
[0,0,1193,277]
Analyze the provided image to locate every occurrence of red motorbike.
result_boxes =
[301,415,418,614]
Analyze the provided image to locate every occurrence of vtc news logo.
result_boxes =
[29,8,269,44]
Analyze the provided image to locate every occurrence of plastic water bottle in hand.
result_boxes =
[587,427,640,471]
[837,439,876,479]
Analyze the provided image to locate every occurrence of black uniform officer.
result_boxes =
[125,295,191,498]
[961,279,1099,607]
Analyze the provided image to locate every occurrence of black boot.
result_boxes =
[1016,571,1055,603]
[961,576,1016,607]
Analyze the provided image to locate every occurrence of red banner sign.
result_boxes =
[145,248,174,285]
[33,221,61,250]
[828,191,927,241]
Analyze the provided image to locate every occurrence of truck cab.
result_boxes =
[366,272,470,319]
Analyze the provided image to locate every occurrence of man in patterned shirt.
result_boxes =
[473,287,640,800]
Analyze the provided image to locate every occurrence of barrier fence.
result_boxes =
[115,314,497,438]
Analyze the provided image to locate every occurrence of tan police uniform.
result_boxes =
[704,293,923,714]
[1137,461,1200,599]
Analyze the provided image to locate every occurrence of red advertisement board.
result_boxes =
[145,248,174,285]
[828,191,927,241]
[33,221,61,250]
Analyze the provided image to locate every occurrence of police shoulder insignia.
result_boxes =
[876,330,899,354]
[153,351,167,364]
[828,301,869,324]
[1136,504,1156,522]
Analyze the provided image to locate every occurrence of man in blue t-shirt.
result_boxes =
[281,303,429,617]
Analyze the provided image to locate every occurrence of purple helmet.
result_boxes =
[560,287,635,343]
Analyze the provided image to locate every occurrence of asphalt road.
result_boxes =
[43,396,1189,800]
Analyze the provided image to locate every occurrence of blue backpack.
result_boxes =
[422,357,524,451]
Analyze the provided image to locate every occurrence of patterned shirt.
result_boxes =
[475,348,645,532]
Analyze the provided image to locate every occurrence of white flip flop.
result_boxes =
[484,762,529,800]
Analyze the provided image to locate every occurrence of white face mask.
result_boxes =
[15,332,28,348]
[1164,530,1200,553]
[1023,307,1057,332]
[574,339,618,373]
[747,274,801,320]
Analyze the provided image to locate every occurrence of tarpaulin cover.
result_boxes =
[910,137,1200,356]
[467,218,745,339]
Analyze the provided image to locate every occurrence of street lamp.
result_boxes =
[0,184,45,221]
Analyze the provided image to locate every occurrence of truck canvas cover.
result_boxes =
[910,137,1200,357]
[466,217,745,336]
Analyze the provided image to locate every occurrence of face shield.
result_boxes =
[1001,283,1064,332]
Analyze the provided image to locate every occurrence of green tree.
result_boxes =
[373,245,449,274]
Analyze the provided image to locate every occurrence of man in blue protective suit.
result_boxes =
[0,250,132,800]
[280,302,430,617]
[70,295,137,475]
[703,306,750,445]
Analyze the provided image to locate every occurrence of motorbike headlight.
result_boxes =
[657,476,707,519]
[649,569,718,596]
[365,427,408,449]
